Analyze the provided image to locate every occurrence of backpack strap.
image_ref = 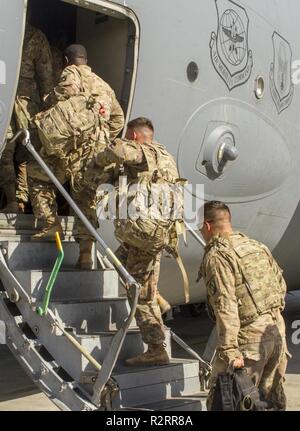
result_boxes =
[219,373,234,411]
[176,255,190,303]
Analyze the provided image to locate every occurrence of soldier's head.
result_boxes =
[64,44,88,67]
[126,117,154,144]
[200,201,232,242]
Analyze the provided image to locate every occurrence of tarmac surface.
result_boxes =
[0,291,299,411]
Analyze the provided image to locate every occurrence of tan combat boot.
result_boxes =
[125,343,170,367]
[75,240,94,270]
[31,217,64,241]
[157,292,171,315]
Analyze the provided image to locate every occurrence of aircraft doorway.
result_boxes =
[29,0,139,121]
[0,0,139,212]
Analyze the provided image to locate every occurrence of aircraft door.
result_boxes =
[0,0,26,154]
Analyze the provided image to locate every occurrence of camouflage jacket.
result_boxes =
[199,232,287,364]
[54,64,124,140]
[97,139,184,255]
[100,138,180,183]
[17,24,54,105]
[98,138,183,218]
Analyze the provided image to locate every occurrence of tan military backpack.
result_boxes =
[114,142,190,302]
[34,93,102,159]
[114,142,185,254]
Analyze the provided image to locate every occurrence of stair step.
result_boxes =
[80,359,200,409]
[48,298,135,332]
[0,214,75,237]
[111,359,201,408]
[14,269,119,301]
[21,308,171,382]
[113,358,199,389]
[123,397,205,411]
[0,240,94,270]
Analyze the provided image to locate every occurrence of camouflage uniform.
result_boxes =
[0,122,16,199]
[0,24,54,207]
[28,64,124,240]
[199,232,289,411]
[100,138,182,346]
[116,244,164,345]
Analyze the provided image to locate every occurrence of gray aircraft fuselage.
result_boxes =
[0,0,299,305]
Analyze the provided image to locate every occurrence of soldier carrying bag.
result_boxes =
[211,368,269,411]
[34,93,102,158]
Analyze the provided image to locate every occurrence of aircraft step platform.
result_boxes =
[0,214,205,411]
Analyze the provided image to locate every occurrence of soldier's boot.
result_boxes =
[2,186,19,213]
[75,240,94,270]
[157,293,171,315]
[125,343,170,367]
[31,216,64,241]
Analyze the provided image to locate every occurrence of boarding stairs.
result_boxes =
[0,213,208,411]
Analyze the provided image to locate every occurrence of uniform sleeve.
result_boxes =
[34,31,54,101]
[108,96,125,140]
[103,139,144,165]
[207,254,242,364]
[54,66,83,101]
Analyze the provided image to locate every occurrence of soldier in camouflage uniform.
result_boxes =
[28,44,124,269]
[0,122,16,210]
[198,201,289,410]
[0,22,54,213]
[97,117,184,366]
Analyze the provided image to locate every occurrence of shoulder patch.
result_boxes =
[209,279,217,296]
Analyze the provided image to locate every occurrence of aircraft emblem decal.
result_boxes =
[270,32,294,114]
[210,0,253,91]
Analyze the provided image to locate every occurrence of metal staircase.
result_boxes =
[0,213,207,411]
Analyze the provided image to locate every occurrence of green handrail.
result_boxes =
[36,232,64,317]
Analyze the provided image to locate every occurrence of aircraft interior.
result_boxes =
[0,0,137,210]
[29,0,136,114]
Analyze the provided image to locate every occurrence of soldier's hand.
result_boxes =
[232,357,245,369]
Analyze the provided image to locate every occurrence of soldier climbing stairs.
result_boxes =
[0,213,208,411]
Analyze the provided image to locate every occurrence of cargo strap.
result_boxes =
[176,254,190,303]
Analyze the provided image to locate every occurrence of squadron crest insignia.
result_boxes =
[210,0,253,91]
[270,32,294,114]
[209,280,217,296]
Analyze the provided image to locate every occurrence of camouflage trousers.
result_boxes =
[116,244,165,346]
[0,142,31,205]
[27,154,99,241]
[0,139,16,195]
[0,97,41,205]
[14,96,42,204]
[207,313,289,411]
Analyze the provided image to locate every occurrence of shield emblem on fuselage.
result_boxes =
[270,32,294,113]
[210,0,253,91]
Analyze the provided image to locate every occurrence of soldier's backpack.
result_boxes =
[34,92,103,159]
[114,142,186,256]
[211,368,269,411]
[113,141,190,301]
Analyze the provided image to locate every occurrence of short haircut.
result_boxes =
[127,117,154,133]
[204,201,231,223]
[64,44,87,62]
